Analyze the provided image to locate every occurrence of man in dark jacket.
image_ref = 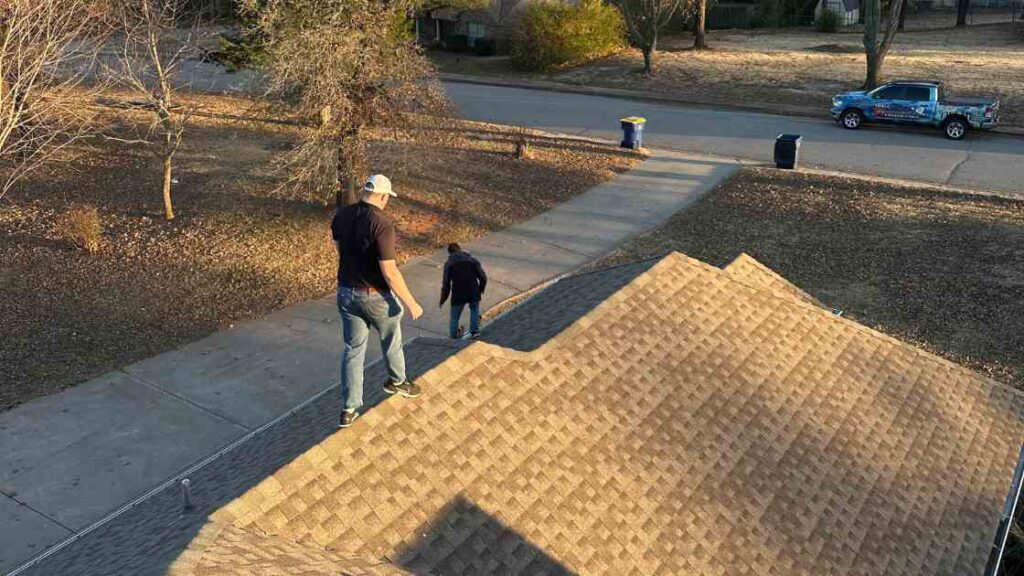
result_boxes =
[439,243,487,339]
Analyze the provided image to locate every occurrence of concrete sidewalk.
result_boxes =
[0,149,739,574]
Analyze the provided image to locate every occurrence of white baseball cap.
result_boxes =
[363,174,396,197]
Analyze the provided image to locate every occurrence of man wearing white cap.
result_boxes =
[331,174,424,429]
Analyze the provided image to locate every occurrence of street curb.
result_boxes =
[790,165,1024,201]
[440,73,1024,138]
[487,120,1023,201]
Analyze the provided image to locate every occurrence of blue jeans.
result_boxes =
[449,301,480,338]
[337,287,406,412]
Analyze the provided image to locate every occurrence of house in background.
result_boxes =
[816,0,860,25]
[416,0,555,49]
[706,1,763,29]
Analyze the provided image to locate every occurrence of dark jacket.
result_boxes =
[440,251,487,307]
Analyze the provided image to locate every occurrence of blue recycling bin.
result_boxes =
[774,134,802,169]
[620,117,646,150]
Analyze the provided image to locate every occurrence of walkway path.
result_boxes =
[0,149,738,574]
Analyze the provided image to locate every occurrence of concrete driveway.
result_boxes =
[445,82,1024,197]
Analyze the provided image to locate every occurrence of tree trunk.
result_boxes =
[162,153,174,220]
[694,0,708,50]
[336,128,363,208]
[864,50,885,89]
[898,0,908,29]
[956,0,969,26]
[642,39,655,74]
[336,148,360,208]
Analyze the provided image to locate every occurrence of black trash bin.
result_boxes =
[774,134,802,169]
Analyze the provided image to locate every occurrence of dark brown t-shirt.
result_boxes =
[331,202,397,290]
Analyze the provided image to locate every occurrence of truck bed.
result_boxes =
[942,96,998,107]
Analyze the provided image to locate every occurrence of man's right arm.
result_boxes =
[380,260,423,320]
[375,219,422,319]
[475,259,487,294]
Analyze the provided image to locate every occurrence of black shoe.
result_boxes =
[339,410,359,429]
[384,380,422,398]
[469,331,480,339]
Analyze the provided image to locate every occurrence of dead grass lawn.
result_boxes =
[598,167,1024,390]
[0,91,640,411]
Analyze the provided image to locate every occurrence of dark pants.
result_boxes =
[449,301,480,338]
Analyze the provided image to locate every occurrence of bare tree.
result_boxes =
[0,0,110,199]
[109,0,197,220]
[693,0,708,50]
[863,0,904,89]
[611,0,688,74]
[245,0,452,207]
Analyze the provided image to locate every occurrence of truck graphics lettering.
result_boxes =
[872,104,921,121]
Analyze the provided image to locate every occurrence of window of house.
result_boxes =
[467,22,486,47]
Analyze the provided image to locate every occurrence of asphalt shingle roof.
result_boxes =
[17,252,1024,576]
[178,252,1024,576]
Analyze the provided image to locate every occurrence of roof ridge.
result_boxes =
[722,252,826,309]
[682,252,1024,398]
[169,521,416,575]
[441,250,1021,398]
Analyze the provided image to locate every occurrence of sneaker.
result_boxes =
[339,410,359,429]
[469,331,480,339]
[384,380,422,398]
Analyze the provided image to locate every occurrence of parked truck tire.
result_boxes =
[943,116,968,140]
[840,109,864,130]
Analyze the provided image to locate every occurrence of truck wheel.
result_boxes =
[943,117,968,140]
[840,109,864,130]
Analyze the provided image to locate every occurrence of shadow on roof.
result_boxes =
[393,494,574,575]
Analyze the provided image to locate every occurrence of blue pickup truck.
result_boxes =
[830,81,999,140]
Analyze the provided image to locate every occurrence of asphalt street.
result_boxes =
[445,81,1024,196]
